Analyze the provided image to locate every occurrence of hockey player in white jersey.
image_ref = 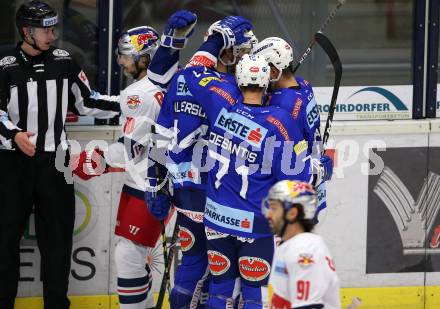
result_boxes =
[72,11,197,309]
[262,180,340,309]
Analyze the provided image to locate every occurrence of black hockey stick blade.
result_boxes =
[156,220,179,309]
[315,32,342,150]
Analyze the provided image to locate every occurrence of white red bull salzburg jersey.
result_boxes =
[269,233,341,309]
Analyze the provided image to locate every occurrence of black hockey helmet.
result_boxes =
[16,0,58,37]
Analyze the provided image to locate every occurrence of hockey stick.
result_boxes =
[292,0,346,74]
[315,32,342,151]
[155,219,179,309]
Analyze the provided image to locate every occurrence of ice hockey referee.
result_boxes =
[0,1,119,308]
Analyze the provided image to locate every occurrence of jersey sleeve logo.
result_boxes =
[306,98,319,128]
[208,86,235,105]
[214,108,268,148]
[127,95,141,110]
[266,115,290,141]
[176,75,193,96]
[292,97,303,119]
[294,140,307,155]
[188,54,216,68]
[199,76,221,86]
[53,49,70,57]
[297,253,315,268]
[0,56,16,66]
[78,70,91,89]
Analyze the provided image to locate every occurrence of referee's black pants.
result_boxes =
[0,150,75,309]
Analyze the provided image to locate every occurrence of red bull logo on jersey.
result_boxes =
[214,108,268,148]
[178,226,195,252]
[239,256,271,281]
[298,253,315,268]
[208,250,230,275]
[126,95,141,110]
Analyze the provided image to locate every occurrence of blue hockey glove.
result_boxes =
[206,16,254,50]
[145,191,171,220]
[161,10,197,49]
[311,154,333,186]
[320,154,333,182]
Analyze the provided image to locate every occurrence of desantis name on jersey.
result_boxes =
[174,101,206,118]
[209,132,258,163]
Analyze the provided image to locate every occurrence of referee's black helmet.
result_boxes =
[16,1,58,37]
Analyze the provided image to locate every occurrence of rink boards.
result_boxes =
[14,118,440,308]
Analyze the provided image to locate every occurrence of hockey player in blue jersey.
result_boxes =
[71,10,198,309]
[196,54,312,308]
[251,37,333,217]
[147,16,258,308]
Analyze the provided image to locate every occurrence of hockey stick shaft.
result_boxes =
[314,32,342,151]
[156,219,179,309]
[292,0,346,73]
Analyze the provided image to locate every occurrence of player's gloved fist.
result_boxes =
[145,191,171,220]
[211,16,253,49]
[161,10,197,49]
[320,154,333,182]
[311,154,333,186]
[72,149,107,181]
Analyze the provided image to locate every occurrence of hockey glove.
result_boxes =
[311,154,333,186]
[320,154,334,182]
[72,149,108,181]
[209,16,254,50]
[161,10,197,49]
[145,191,171,220]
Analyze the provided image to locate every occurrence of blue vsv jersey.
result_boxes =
[269,76,330,214]
[269,76,321,154]
[156,65,241,191]
[190,85,312,238]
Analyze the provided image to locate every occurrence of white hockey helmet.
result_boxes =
[205,19,258,66]
[235,54,270,88]
[116,26,160,61]
[262,180,317,220]
[252,37,294,81]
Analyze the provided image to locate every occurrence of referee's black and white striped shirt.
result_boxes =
[0,43,120,152]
